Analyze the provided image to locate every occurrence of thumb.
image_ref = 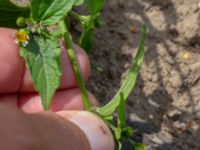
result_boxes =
[57,111,115,150]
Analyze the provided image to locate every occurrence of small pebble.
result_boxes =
[169,73,182,88]
[182,51,191,60]
[167,109,182,118]
[190,61,200,71]
[129,26,139,33]
[173,121,187,131]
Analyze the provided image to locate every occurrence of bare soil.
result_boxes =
[87,0,200,149]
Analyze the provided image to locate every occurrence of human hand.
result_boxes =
[0,28,114,150]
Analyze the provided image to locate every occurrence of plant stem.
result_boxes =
[59,20,92,110]
[69,10,82,21]
[69,10,89,23]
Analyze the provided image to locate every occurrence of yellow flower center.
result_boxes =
[16,31,28,44]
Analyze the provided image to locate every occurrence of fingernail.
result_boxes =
[57,111,115,150]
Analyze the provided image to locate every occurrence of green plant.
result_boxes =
[0,0,147,149]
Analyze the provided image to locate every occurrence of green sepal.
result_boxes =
[122,127,135,138]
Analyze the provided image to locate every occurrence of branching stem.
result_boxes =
[59,20,92,110]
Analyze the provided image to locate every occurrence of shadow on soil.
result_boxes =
[122,0,200,149]
[89,0,200,150]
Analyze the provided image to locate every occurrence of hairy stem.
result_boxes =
[69,10,89,23]
[69,10,82,21]
[59,20,92,110]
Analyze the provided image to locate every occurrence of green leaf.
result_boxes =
[79,27,93,53]
[0,0,28,11]
[75,0,84,6]
[122,127,135,138]
[78,0,104,53]
[94,15,104,28]
[129,140,146,150]
[0,0,29,28]
[31,0,77,25]
[85,0,104,16]
[10,0,30,7]
[78,15,96,53]
[20,34,61,110]
[113,127,121,141]
[133,143,146,150]
[68,11,94,53]
[117,93,126,129]
[96,25,147,116]
[103,114,113,122]
[117,141,122,150]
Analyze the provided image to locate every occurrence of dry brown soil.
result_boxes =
[87,0,200,150]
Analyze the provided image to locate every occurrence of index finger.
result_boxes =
[0,28,90,93]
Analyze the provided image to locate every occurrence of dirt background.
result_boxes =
[86,0,200,150]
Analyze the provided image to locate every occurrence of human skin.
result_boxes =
[0,28,114,150]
